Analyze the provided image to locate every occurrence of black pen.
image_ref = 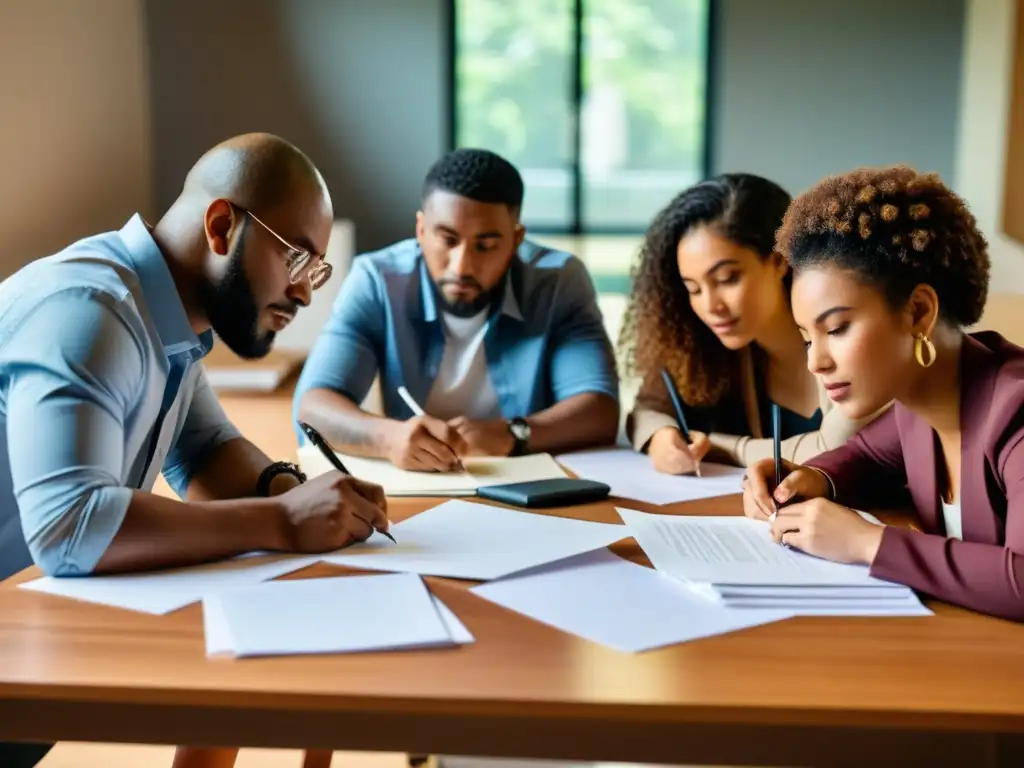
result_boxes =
[298,420,396,543]
[659,367,701,477]
[771,402,782,522]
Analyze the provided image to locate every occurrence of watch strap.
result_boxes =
[508,418,529,457]
[256,461,307,497]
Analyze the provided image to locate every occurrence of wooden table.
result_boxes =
[4,384,1024,767]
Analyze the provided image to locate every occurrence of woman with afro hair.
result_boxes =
[743,164,1024,621]
[620,173,881,475]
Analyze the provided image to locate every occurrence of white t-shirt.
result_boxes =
[941,498,963,541]
[424,309,502,421]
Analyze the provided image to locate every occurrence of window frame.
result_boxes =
[447,0,718,237]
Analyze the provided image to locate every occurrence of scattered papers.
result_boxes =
[556,448,744,505]
[322,500,629,580]
[298,447,569,497]
[203,573,473,658]
[618,508,932,617]
[19,553,319,615]
[471,549,791,653]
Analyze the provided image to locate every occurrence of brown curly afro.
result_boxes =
[775,165,990,327]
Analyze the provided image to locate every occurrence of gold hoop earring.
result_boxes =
[914,333,936,368]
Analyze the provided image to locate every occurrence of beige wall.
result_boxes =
[955,0,1024,292]
[0,0,151,276]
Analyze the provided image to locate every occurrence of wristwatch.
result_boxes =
[507,417,531,457]
[256,461,307,497]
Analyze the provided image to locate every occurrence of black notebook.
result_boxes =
[476,477,611,508]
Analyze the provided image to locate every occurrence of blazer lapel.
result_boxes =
[901,407,942,533]
[958,335,1002,543]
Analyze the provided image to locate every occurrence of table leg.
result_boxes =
[301,750,334,768]
[171,746,239,768]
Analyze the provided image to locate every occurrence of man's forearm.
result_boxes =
[184,437,298,501]
[93,492,288,574]
[298,387,398,458]
[525,392,619,454]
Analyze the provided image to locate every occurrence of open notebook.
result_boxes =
[297,444,569,496]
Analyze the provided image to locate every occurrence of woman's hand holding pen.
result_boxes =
[741,457,831,521]
[386,416,467,472]
[766,499,884,565]
[649,426,710,476]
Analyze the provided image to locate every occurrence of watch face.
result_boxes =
[511,420,530,440]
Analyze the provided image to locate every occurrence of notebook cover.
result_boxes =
[476,478,610,508]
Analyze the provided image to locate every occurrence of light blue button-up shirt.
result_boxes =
[0,215,241,579]
[292,237,619,438]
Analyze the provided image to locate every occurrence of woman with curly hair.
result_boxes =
[742,164,1024,621]
[620,173,879,475]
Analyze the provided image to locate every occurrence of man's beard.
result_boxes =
[433,276,501,318]
[201,230,273,359]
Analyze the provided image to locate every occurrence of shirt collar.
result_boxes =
[117,214,212,356]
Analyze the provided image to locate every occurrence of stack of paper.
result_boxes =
[617,508,932,617]
[298,446,569,497]
[203,346,302,392]
[19,552,319,615]
[556,448,745,505]
[471,549,791,653]
[322,500,630,580]
[203,573,474,658]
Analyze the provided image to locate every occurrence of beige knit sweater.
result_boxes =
[625,346,888,467]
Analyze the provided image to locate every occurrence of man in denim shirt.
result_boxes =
[0,133,387,768]
[295,149,620,468]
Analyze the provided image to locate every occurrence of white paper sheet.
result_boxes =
[203,594,234,656]
[692,584,910,599]
[19,553,320,615]
[471,549,792,653]
[431,595,475,644]
[556,448,744,505]
[202,588,473,657]
[617,508,897,587]
[209,573,462,657]
[715,599,932,615]
[298,445,568,496]
[322,500,629,580]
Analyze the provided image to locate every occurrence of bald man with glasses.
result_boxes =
[0,133,388,768]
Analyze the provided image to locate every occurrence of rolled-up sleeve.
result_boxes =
[161,366,242,498]
[548,258,619,403]
[3,292,145,576]
[293,257,385,416]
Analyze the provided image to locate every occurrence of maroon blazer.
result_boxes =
[806,331,1024,621]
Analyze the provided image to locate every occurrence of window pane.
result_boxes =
[581,0,709,230]
[454,0,575,230]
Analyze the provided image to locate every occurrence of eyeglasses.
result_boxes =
[242,208,333,290]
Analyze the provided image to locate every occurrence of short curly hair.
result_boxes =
[422,148,524,212]
[619,173,792,406]
[776,165,990,327]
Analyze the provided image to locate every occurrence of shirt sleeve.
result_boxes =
[293,257,384,413]
[161,366,242,498]
[867,427,1024,621]
[627,378,888,466]
[3,291,146,576]
[547,257,619,403]
[707,403,892,467]
[804,405,908,510]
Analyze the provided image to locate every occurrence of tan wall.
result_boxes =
[956,0,1024,292]
[0,0,151,276]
